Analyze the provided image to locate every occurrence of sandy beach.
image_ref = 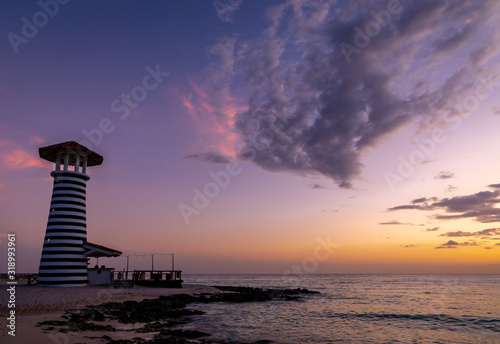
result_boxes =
[0,281,222,344]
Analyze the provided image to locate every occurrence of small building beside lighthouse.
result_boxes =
[37,141,113,287]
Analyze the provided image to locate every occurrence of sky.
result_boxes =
[1,0,500,274]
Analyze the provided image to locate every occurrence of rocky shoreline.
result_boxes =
[37,286,319,344]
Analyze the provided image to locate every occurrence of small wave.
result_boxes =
[328,312,500,332]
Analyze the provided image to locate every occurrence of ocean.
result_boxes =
[181,274,500,344]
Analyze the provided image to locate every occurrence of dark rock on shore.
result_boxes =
[98,296,205,323]
[213,286,319,302]
[37,285,318,344]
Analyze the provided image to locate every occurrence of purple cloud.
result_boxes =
[195,0,500,188]
[440,228,500,237]
[184,152,231,164]
[389,185,500,223]
[434,171,455,180]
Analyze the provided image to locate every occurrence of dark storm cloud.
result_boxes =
[388,184,500,223]
[203,0,499,187]
[184,152,231,164]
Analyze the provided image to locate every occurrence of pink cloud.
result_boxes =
[2,149,49,169]
[29,136,46,145]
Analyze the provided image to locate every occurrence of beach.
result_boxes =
[1,275,499,344]
[0,279,316,344]
[0,281,223,344]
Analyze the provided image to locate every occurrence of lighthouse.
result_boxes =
[37,141,103,287]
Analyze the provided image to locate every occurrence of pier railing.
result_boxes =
[112,270,182,282]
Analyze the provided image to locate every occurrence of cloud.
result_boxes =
[435,240,480,249]
[388,184,500,223]
[310,183,325,189]
[445,185,458,193]
[460,241,478,246]
[193,0,500,188]
[1,149,48,169]
[435,240,459,249]
[484,247,492,250]
[401,244,417,248]
[322,209,338,213]
[439,228,500,237]
[378,221,419,226]
[184,152,232,164]
[434,171,455,180]
[29,136,46,145]
[425,227,440,232]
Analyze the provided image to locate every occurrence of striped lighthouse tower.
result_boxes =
[37,141,103,287]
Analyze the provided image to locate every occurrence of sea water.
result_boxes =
[182,274,500,344]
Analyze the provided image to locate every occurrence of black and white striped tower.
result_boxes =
[37,141,103,287]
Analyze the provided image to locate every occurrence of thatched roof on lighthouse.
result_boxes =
[39,141,103,166]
